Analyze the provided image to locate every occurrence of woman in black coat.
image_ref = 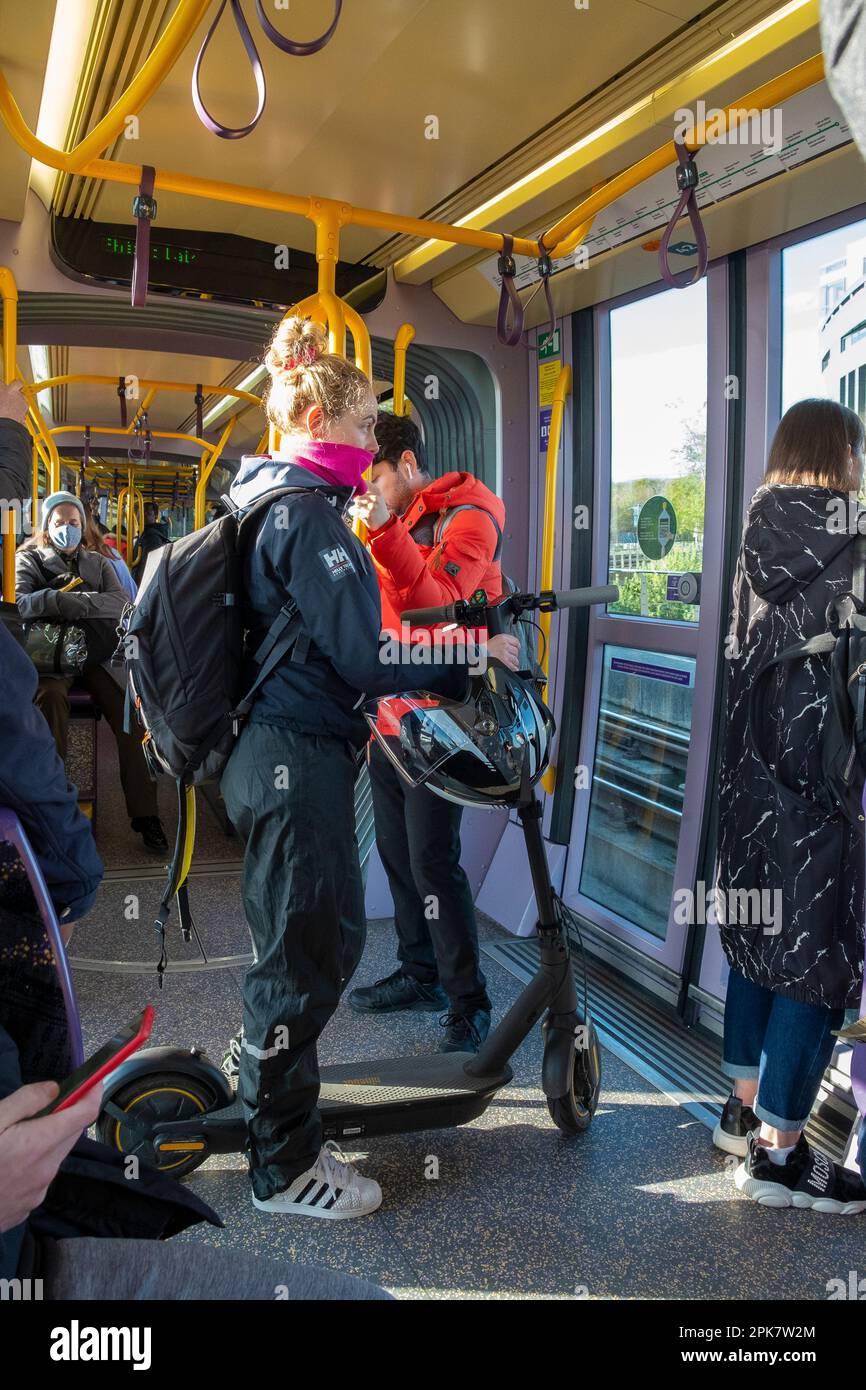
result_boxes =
[714,399,866,1213]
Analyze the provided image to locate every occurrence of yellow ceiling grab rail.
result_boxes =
[392,324,415,417]
[0,0,212,177]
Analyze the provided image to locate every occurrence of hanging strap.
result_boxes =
[131,166,157,308]
[658,140,708,290]
[83,424,91,471]
[535,235,556,346]
[192,0,266,139]
[117,377,127,429]
[496,235,524,347]
[195,384,204,440]
[254,0,343,56]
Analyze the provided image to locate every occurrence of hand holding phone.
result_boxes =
[33,1007,154,1117]
[0,1083,103,1233]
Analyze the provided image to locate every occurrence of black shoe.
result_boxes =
[131,816,169,854]
[712,1093,758,1158]
[438,1007,491,1054]
[735,1132,866,1213]
[348,969,448,1014]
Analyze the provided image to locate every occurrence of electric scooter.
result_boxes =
[95,583,617,1177]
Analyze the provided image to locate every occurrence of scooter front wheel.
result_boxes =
[547,1018,602,1136]
[97,1071,222,1178]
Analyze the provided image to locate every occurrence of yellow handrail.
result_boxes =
[543,53,825,257]
[539,364,572,796]
[194,415,238,530]
[393,324,415,416]
[0,0,212,176]
[0,266,18,598]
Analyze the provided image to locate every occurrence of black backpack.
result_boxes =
[434,503,544,682]
[123,485,327,968]
[747,536,866,830]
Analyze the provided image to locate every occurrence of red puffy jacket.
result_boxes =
[368,471,504,634]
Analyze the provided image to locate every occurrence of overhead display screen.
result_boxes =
[51,216,383,312]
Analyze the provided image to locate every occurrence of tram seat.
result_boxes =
[67,684,101,822]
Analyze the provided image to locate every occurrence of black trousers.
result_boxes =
[369,740,490,1012]
[221,722,366,1200]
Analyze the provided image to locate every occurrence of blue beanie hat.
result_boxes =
[41,491,87,531]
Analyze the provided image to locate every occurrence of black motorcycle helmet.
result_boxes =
[366,665,555,809]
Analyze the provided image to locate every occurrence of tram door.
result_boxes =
[562,268,730,1005]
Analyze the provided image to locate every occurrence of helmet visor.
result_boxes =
[364,693,498,790]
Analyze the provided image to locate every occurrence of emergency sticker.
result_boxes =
[318,544,355,581]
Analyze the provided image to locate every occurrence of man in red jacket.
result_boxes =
[348,412,505,1052]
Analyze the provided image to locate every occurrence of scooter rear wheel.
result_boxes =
[547,1020,602,1136]
[97,1071,222,1178]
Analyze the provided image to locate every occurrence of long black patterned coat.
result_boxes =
[715,484,865,1010]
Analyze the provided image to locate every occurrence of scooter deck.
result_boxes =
[319,1051,511,1140]
[151,1051,512,1156]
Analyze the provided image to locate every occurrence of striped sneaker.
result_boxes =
[219,1029,243,1084]
[251,1142,382,1220]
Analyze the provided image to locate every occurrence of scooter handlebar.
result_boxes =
[400,603,461,625]
[553,584,619,609]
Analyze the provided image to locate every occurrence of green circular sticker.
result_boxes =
[637,495,677,560]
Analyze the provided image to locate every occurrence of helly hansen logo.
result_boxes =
[319,544,355,581]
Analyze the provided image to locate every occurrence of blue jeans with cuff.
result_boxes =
[721,968,843,1131]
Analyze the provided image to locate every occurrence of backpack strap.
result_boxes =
[853,532,866,605]
[747,632,839,817]
[433,504,503,562]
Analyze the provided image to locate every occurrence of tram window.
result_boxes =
[782,214,866,423]
[580,645,695,939]
[607,280,707,624]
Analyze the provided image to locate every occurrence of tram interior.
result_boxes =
[1,0,866,1301]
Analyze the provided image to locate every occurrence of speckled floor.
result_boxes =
[72,876,866,1302]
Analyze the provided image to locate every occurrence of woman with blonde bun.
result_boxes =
[222,316,517,1221]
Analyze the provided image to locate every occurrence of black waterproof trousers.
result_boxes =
[369,741,490,1012]
[221,722,365,1200]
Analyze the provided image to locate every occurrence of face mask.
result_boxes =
[49,522,81,551]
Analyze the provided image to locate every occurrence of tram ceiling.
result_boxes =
[0,0,713,256]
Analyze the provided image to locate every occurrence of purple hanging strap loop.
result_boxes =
[254,0,342,56]
[131,166,157,308]
[536,234,557,345]
[658,139,708,290]
[496,235,524,347]
[192,0,266,139]
[0,808,84,1069]
[195,384,204,441]
[117,376,127,429]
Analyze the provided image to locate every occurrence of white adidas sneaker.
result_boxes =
[252,1142,382,1219]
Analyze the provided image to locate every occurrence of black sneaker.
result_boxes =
[347,969,448,1014]
[735,1132,866,1214]
[438,1007,491,1054]
[131,816,169,854]
[713,1093,758,1157]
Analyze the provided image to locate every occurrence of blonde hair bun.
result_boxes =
[266,316,327,378]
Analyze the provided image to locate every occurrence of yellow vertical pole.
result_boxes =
[0,266,19,599]
[539,363,572,795]
[393,324,415,415]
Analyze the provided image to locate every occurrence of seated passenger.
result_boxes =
[348,412,503,1052]
[15,491,167,856]
[220,315,517,1221]
[714,398,866,1214]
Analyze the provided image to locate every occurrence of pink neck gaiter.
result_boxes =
[278,439,370,495]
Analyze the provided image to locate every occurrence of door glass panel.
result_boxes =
[782,215,866,416]
[579,644,695,939]
[608,280,707,623]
